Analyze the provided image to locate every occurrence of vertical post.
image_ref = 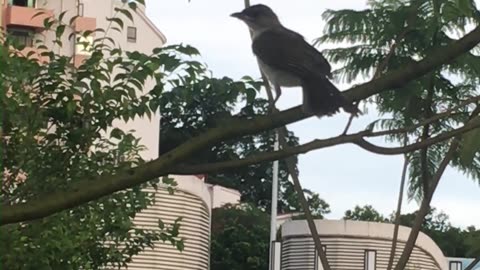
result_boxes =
[269,131,280,270]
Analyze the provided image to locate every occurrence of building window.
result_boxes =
[127,26,137,43]
[8,28,34,47]
[314,245,327,270]
[449,261,462,270]
[364,250,376,270]
[77,3,84,16]
[9,0,36,7]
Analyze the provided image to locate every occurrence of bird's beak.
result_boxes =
[230,12,250,21]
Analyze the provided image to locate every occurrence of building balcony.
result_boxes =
[5,5,53,29]
[73,54,88,68]
[73,16,96,32]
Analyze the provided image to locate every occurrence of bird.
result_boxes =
[231,4,360,116]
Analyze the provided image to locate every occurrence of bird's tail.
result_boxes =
[302,77,360,117]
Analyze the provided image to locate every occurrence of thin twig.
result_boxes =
[341,112,355,135]
[386,135,409,270]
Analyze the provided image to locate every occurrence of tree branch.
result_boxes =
[392,107,480,270]
[171,118,480,175]
[465,257,480,270]
[393,138,459,270]
[2,24,480,226]
[386,135,409,270]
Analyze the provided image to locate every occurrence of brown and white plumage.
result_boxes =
[231,4,360,116]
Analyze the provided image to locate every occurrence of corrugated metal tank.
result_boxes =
[127,176,212,270]
[281,220,448,270]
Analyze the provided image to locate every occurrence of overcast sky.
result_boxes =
[147,0,480,228]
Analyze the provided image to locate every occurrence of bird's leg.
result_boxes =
[273,84,282,104]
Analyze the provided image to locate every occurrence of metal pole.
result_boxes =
[269,131,280,270]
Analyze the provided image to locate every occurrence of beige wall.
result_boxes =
[207,184,241,209]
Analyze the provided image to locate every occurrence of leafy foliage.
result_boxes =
[344,204,388,222]
[0,2,200,268]
[210,204,270,270]
[394,207,480,257]
[344,205,480,257]
[318,0,480,200]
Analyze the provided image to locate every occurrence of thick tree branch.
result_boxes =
[420,74,436,196]
[2,24,480,226]
[172,118,480,175]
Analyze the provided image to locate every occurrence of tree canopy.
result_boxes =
[210,204,270,270]
[319,0,480,200]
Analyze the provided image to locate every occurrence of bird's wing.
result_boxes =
[252,27,332,79]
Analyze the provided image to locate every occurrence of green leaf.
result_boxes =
[58,10,68,23]
[459,120,480,165]
[455,0,474,16]
[176,240,184,251]
[31,11,46,19]
[56,25,66,39]
[115,7,133,22]
[110,128,124,139]
[245,88,257,104]
[43,18,54,29]
[69,15,79,25]
[66,100,76,117]
[106,17,124,30]
[128,2,137,11]
[158,219,165,230]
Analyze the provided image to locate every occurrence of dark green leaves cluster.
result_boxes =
[344,204,388,222]
[210,204,270,270]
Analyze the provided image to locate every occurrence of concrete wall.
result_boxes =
[207,184,241,209]
[281,219,449,270]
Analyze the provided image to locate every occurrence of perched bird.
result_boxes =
[231,4,360,116]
